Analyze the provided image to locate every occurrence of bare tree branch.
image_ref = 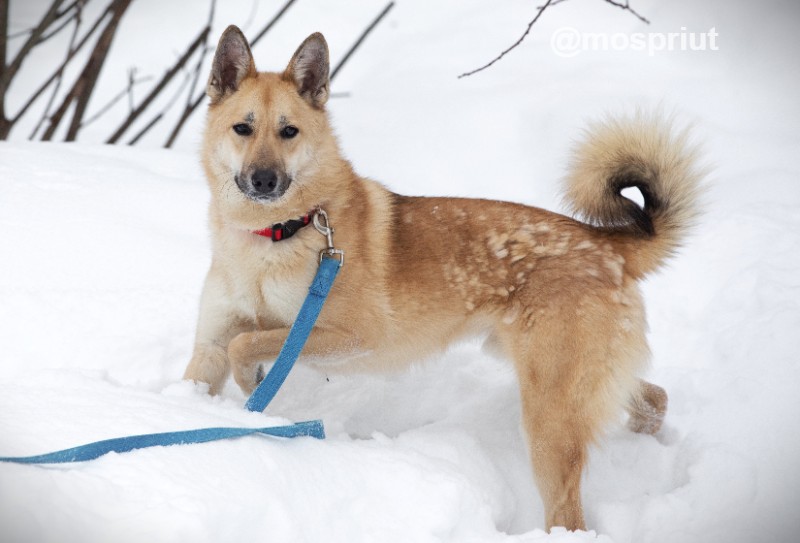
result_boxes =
[41,0,132,141]
[126,68,191,145]
[1,0,66,91]
[248,0,297,46]
[105,22,209,143]
[458,0,554,79]
[330,1,395,81]
[80,73,153,129]
[8,1,116,129]
[603,0,649,25]
[164,0,296,148]
[29,3,84,140]
[0,0,9,136]
[459,0,649,79]
[184,0,216,109]
[37,2,82,43]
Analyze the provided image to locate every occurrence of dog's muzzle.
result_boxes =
[235,168,292,201]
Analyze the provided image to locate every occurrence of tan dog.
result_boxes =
[184,26,702,531]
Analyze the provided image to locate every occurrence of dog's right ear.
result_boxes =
[207,25,256,104]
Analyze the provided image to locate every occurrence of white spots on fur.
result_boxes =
[575,240,596,251]
[611,288,634,306]
[465,301,475,311]
[603,253,625,285]
[533,223,551,234]
[553,240,570,254]
[403,212,414,225]
[431,205,439,215]
[486,231,511,260]
[502,305,520,324]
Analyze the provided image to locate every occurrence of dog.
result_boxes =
[183,26,702,531]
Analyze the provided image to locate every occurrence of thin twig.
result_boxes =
[105,23,209,143]
[1,0,66,91]
[5,0,80,40]
[127,68,192,145]
[330,1,395,81]
[80,74,153,128]
[126,67,136,113]
[240,0,258,34]
[164,0,296,148]
[10,1,115,125]
[602,0,649,25]
[37,4,80,43]
[249,0,296,46]
[185,0,216,109]
[104,0,214,145]
[458,0,554,79]
[41,0,132,141]
[29,2,84,139]
[460,0,649,79]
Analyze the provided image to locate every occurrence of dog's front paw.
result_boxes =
[183,344,230,395]
[228,333,267,395]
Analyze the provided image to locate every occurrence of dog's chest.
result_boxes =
[255,269,311,326]
[225,244,318,328]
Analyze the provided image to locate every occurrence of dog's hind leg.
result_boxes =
[626,379,668,435]
[501,295,645,531]
[517,380,588,532]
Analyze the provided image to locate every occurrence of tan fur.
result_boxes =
[184,26,704,532]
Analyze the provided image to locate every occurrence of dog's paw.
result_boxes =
[627,381,668,435]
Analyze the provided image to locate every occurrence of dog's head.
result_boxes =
[203,26,339,227]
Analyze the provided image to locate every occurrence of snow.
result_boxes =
[2,0,800,541]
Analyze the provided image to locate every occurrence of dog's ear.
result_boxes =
[207,25,256,104]
[284,33,330,108]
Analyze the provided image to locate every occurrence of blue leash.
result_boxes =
[0,422,325,464]
[1,213,343,465]
[246,256,341,412]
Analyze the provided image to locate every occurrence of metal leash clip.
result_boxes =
[313,208,344,267]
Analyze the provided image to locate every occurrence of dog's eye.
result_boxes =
[280,125,299,139]
[232,123,253,136]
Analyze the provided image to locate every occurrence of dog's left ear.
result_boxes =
[284,33,330,108]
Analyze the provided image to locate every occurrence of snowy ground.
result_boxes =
[2,0,799,542]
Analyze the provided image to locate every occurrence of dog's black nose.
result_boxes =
[251,169,279,195]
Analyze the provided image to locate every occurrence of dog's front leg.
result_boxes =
[183,266,251,394]
[228,327,360,395]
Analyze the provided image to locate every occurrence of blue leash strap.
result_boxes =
[0,421,325,464]
[1,220,344,464]
[245,256,341,412]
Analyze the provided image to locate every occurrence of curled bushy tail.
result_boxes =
[563,111,705,278]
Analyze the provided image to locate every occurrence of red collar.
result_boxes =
[251,212,314,241]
